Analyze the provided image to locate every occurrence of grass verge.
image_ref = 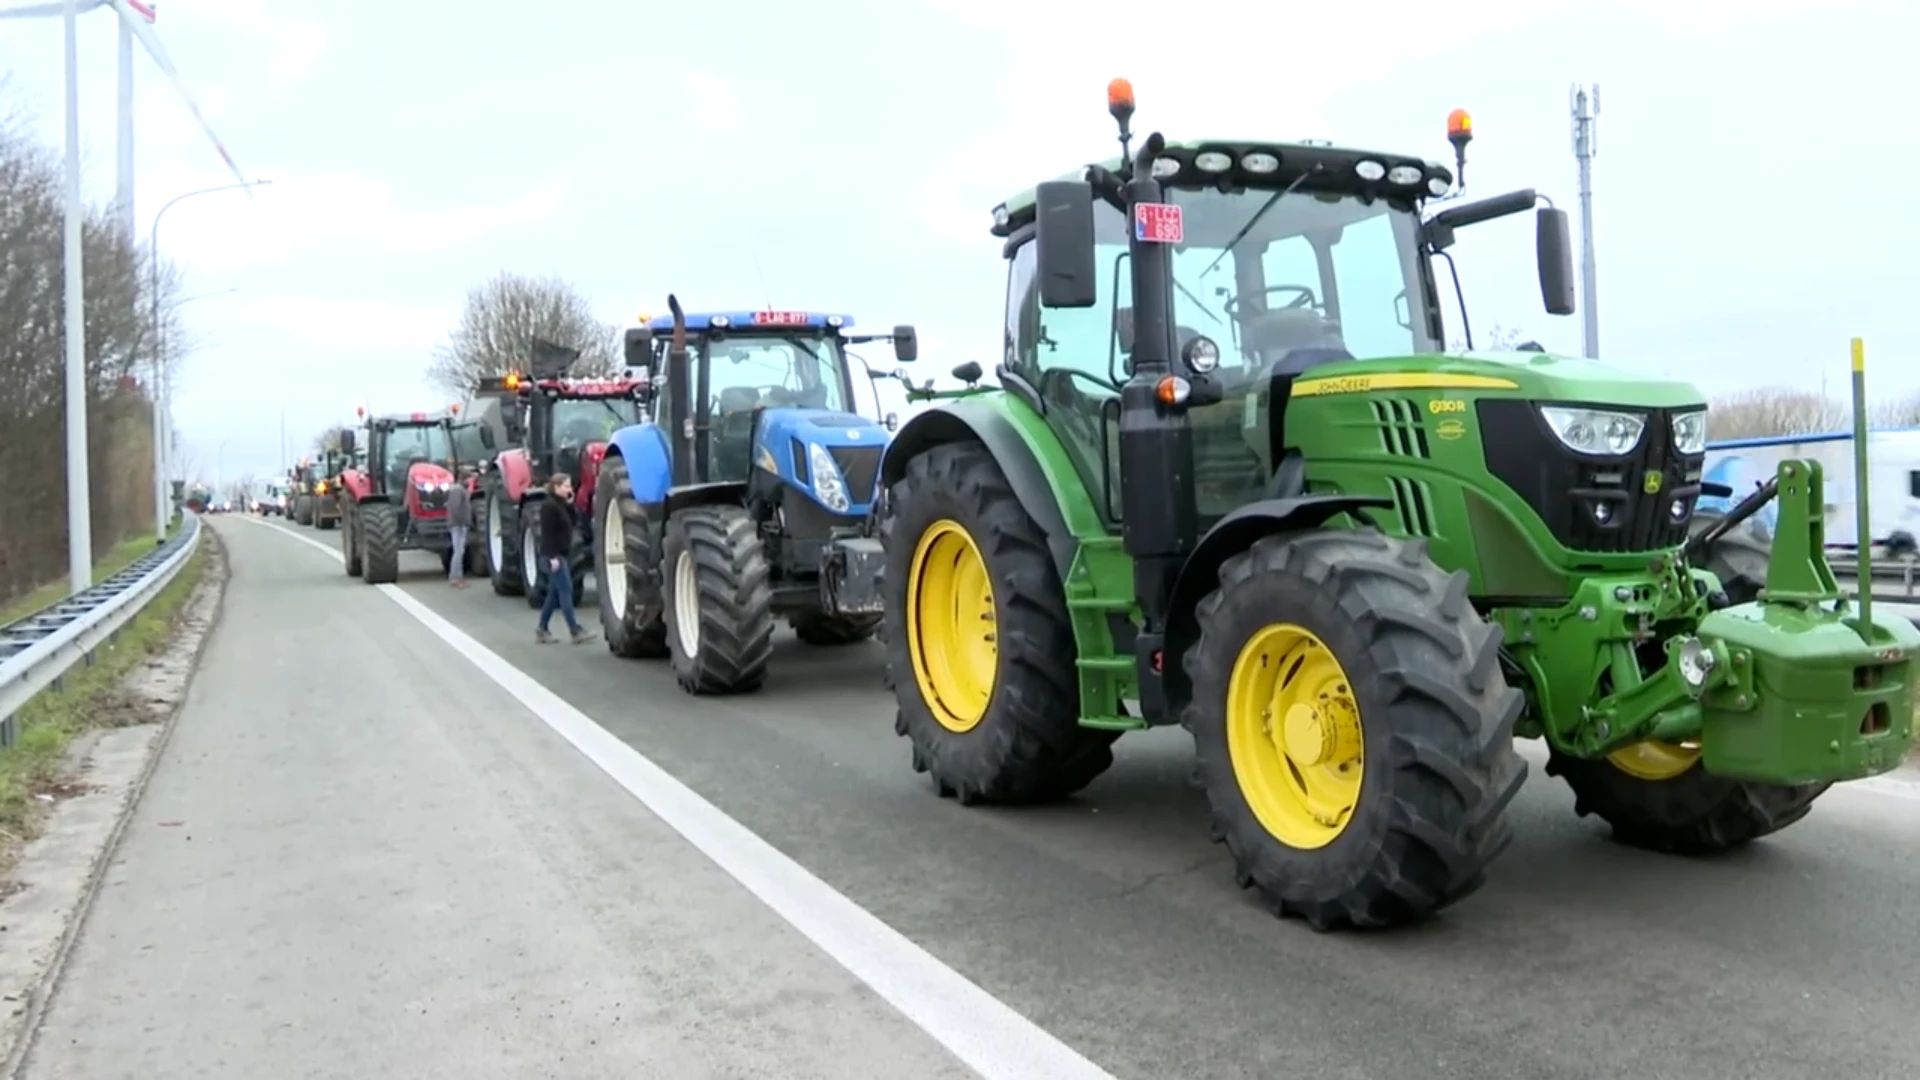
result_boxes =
[0,515,185,627]
[0,531,211,867]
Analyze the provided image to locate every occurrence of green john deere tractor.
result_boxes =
[876,81,1919,931]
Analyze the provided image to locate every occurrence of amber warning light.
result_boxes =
[1447,108,1472,146]
[1107,78,1134,113]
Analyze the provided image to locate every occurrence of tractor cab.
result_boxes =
[625,310,915,511]
[477,340,650,510]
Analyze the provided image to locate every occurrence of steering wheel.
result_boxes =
[1223,285,1320,322]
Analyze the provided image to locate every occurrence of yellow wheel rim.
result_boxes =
[905,519,997,733]
[1225,624,1364,850]
[1607,740,1701,781]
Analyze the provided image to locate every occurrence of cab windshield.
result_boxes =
[551,397,642,447]
[701,333,850,414]
[1092,186,1436,380]
[383,423,451,470]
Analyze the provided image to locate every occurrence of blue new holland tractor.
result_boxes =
[592,295,918,695]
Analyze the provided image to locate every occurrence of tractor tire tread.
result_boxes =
[881,441,1117,805]
[664,505,775,694]
[596,456,670,659]
[361,502,401,585]
[1181,528,1526,931]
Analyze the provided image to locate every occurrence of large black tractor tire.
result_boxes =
[593,455,668,659]
[341,505,363,578]
[486,481,525,597]
[791,612,881,646]
[1547,509,1828,853]
[521,511,575,610]
[880,442,1119,805]
[660,505,775,695]
[1181,528,1528,931]
[295,497,314,526]
[360,502,401,585]
[439,549,454,575]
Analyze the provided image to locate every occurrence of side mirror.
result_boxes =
[339,429,356,455]
[478,426,496,450]
[883,411,899,433]
[1034,180,1098,308]
[1536,207,1576,316]
[891,325,918,363]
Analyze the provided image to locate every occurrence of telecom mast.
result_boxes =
[1570,83,1601,358]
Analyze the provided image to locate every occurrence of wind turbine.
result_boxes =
[0,0,252,238]
[0,0,254,591]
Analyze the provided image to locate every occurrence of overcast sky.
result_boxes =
[0,0,1908,488]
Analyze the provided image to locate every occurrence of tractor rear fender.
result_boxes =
[1162,495,1396,707]
[665,482,747,517]
[351,492,393,506]
[496,449,534,502]
[882,403,1080,577]
[606,425,675,503]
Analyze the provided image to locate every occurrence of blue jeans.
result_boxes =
[538,558,580,634]
[448,526,468,580]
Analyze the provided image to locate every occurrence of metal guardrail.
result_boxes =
[0,514,203,747]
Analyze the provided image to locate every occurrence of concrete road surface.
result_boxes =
[18,517,977,1080]
[33,513,1920,1080]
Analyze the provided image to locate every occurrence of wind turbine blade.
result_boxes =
[0,1,109,18]
[109,0,252,192]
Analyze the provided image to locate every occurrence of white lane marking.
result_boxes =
[231,514,1118,1080]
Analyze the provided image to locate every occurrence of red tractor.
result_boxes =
[470,340,650,607]
[335,407,486,584]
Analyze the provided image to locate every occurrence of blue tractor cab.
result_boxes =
[592,296,918,694]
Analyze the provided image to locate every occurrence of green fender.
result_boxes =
[881,393,1109,575]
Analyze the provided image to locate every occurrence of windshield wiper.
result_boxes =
[1200,169,1317,279]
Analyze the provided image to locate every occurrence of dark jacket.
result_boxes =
[537,496,576,561]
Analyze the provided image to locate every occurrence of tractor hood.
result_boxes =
[754,407,891,514]
[1289,351,1708,411]
[405,461,456,517]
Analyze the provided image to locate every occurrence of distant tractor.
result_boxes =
[335,408,484,584]
[874,81,1919,931]
[288,459,322,525]
[310,448,349,531]
[466,340,652,608]
[593,300,917,694]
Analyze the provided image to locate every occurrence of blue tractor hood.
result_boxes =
[755,408,891,513]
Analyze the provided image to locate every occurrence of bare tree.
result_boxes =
[1706,388,1848,441]
[426,271,618,395]
[313,422,350,452]
[0,87,187,606]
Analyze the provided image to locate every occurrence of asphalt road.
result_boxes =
[82,514,1920,1078]
[20,516,974,1080]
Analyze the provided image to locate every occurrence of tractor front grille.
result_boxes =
[1477,399,1703,554]
[829,446,884,506]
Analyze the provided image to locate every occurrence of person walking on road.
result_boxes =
[536,473,592,645]
[446,465,476,588]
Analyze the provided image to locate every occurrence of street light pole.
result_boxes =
[62,0,92,591]
[149,179,270,542]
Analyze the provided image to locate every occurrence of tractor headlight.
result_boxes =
[1670,409,1708,455]
[807,443,852,513]
[1539,405,1645,456]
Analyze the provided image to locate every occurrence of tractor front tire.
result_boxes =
[661,505,775,695]
[1181,528,1527,931]
[361,502,401,585]
[341,505,363,578]
[594,455,668,659]
[487,483,524,597]
[791,612,881,646]
[1546,512,1829,853]
[880,442,1118,805]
